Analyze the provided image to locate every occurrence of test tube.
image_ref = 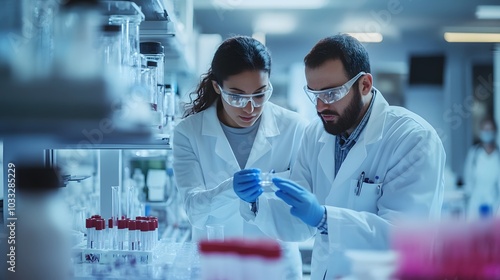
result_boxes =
[112,186,121,223]
[152,218,158,247]
[108,218,117,250]
[95,219,104,249]
[148,219,155,248]
[128,220,137,251]
[117,219,127,250]
[86,218,93,249]
[140,221,149,251]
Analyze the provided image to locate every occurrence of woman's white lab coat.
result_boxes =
[173,102,308,279]
[243,91,446,279]
[463,145,500,218]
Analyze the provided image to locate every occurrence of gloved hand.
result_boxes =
[233,168,263,203]
[272,177,324,227]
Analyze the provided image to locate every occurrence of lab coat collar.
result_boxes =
[245,103,279,167]
[318,88,389,193]
[362,88,388,146]
[201,103,238,168]
[200,102,280,169]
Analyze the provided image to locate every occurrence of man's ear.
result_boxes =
[360,73,373,95]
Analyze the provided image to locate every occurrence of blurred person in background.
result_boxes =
[464,117,500,218]
[234,34,446,279]
[173,36,307,279]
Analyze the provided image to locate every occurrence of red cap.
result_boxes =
[246,239,281,259]
[141,221,150,231]
[95,219,104,231]
[86,218,93,229]
[118,219,127,229]
[199,240,236,254]
[128,220,137,231]
[198,238,281,259]
[149,221,155,231]
[92,215,102,219]
[108,218,113,228]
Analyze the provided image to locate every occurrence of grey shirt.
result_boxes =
[220,117,262,169]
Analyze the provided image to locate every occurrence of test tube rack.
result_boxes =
[73,248,153,265]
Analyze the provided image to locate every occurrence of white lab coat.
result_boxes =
[463,145,500,218]
[244,91,446,279]
[173,102,308,279]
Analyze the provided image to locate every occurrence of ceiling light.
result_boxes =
[346,33,383,43]
[254,14,297,34]
[211,0,327,9]
[444,32,500,43]
[476,5,500,19]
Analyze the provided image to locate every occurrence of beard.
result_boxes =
[318,87,363,136]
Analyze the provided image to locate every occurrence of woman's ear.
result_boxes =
[212,81,221,95]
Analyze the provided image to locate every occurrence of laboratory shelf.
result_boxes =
[0,77,173,149]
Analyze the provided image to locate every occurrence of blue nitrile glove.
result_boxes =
[272,177,324,227]
[233,168,263,203]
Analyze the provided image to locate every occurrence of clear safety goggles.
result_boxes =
[303,72,366,105]
[218,83,273,108]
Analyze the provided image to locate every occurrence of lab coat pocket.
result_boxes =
[349,180,382,213]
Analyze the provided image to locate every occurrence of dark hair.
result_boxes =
[304,34,371,80]
[183,36,271,117]
[480,117,497,131]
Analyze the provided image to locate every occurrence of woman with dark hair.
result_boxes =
[173,36,307,279]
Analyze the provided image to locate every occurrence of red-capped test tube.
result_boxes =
[108,218,117,250]
[149,217,158,247]
[140,220,150,251]
[95,219,105,249]
[117,219,127,250]
[86,218,93,249]
[128,220,137,251]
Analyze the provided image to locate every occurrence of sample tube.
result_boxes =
[108,218,117,250]
[112,186,121,223]
[86,218,93,249]
[95,219,104,250]
[128,220,137,251]
[148,218,155,248]
[148,216,158,247]
[140,221,149,251]
[117,219,127,250]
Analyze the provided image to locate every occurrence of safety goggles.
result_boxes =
[218,83,273,108]
[303,72,366,105]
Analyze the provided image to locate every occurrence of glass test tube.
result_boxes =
[86,218,93,249]
[95,219,104,249]
[112,186,121,223]
[108,218,117,250]
[128,220,137,251]
[117,219,127,250]
[140,221,149,251]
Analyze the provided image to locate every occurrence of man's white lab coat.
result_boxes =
[243,91,446,279]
